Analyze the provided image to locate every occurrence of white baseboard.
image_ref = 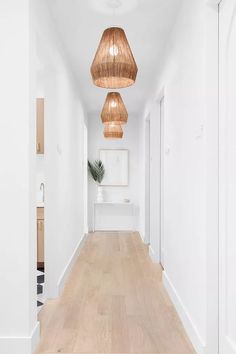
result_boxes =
[57,233,87,295]
[163,271,205,354]
[0,321,40,354]
[143,235,150,245]
[149,245,160,263]
[139,231,145,242]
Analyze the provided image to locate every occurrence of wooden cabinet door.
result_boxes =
[37,219,44,264]
[36,98,44,154]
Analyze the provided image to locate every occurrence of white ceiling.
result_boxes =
[46,0,181,115]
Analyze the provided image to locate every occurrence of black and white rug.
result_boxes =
[37,268,45,312]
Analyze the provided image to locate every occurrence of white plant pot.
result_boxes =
[97,185,104,202]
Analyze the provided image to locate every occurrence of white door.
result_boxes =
[219,1,236,353]
[160,97,165,267]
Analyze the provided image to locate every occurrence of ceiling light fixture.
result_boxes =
[101,92,128,125]
[104,123,123,139]
[91,27,138,88]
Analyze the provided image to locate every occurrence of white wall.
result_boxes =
[147,0,212,352]
[0,1,39,353]
[44,65,86,298]
[87,113,141,232]
[34,1,87,298]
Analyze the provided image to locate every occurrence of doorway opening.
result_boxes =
[36,97,45,312]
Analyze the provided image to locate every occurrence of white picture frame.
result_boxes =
[99,149,129,186]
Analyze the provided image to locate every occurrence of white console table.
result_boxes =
[93,201,135,232]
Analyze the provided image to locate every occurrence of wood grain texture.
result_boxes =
[37,220,44,263]
[35,232,195,354]
[37,207,44,266]
[37,207,44,220]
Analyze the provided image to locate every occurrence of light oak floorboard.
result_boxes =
[35,232,195,354]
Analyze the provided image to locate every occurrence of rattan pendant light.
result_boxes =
[91,27,138,88]
[101,92,128,125]
[104,123,123,139]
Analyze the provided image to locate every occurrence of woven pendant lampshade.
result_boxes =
[104,123,123,139]
[91,27,138,88]
[101,92,128,125]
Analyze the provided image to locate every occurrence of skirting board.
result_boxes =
[163,271,205,354]
[139,231,146,243]
[57,233,87,295]
[149,245,160,263]
[0,321,40,354]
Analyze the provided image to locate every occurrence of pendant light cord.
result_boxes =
[109,0,120,28]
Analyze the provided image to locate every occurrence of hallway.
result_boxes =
[35,232,195,354]
[3,1,236,353]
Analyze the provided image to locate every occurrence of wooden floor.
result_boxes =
[35,232,195,354]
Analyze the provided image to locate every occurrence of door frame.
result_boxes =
[155,88,165,266]
[145,116,151,244]
[219,0,236,352]
[83,122,88,234]
[149,87,165,265]
[205,1,221,353]
[159,95,165,268]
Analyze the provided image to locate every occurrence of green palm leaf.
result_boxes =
[88,160,105,184]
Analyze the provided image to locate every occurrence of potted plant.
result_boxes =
[88,160,105,202]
